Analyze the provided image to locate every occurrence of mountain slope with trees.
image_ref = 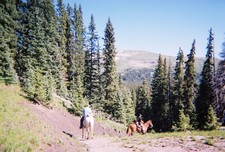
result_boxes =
[0,0,224,135]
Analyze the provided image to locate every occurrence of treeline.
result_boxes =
[0,0,224,132]
[135,31,225,132]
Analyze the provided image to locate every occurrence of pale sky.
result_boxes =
[64,0,225,58]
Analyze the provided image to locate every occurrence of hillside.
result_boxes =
[1,84,225,152]
[116,50,220,86]
[0,83,125,151]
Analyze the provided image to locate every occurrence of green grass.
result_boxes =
[0,83,41,151]
[204,138,214,146]
[95,115,127,132]
[127,129,225,140]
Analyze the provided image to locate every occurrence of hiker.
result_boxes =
[79,105,92,129]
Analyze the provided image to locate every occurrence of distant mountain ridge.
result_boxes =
[116,50,219,87]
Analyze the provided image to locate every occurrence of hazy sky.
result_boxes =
[64,0,225,58]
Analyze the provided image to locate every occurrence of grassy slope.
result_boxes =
[0,83,44,151]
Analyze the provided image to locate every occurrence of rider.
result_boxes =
[135,114,143,131]
[79,104,92,129]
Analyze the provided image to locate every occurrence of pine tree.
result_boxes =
[113,74,125,122]
[131,88,137,107]
[27,4,51,102]
[0,0,18,84]
[195,28,217,130]
[173,110,190,131]
[70,4,86,115]
[66,4,76,96]
[15,0,30,84]
[183,40,197,128]
[123,88,136,123]
[172,48,185,127]
[113,87,125,122]
[113,74,135,124]
[42,0,65,100]
[95,39,104,109]
[205,105,218,130]
[151,55,169,132]
[102,18,117,116]
[84,14,100,105]
[214,37,225,121]
[167,59,174,130]
[135,79,151,121]
[55,0,67,96]
[56,0,67,65]
[90,40,104,111]
[16,1,56,103]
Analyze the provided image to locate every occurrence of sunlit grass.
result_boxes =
[0,83,41,151]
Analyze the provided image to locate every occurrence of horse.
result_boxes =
[126,120,153,136]
[82,113,94,140]
[141,120,153,134]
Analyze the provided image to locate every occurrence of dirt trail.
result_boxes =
[23,102,225,152]
[24,102,126,152]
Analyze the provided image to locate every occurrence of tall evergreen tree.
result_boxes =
[172,48,185,126]
[95,39,103,109]
[183,40,197,128]
[90,39,104,111]
[26,3,51,102]
[65,5,74,81]
[65,4,76,98]
[151,55,169,132]
[56,0,67,65]
[214,37,225,120]
[55,0,67,96]
[15,0,30,84]
[167,60,174,130]
[42,0,64,100]
[195,28,217,130]
[0,0,18,84]
[70,4,86,115]
[16,1,57,103]
[102,18,117,116]
[84,14,100,105]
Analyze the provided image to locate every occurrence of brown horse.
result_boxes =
[141,120,153,134]
[126,120,153,136]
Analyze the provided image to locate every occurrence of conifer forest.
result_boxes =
[0,0,225,132]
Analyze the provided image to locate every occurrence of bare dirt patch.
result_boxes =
[120,136,225,152]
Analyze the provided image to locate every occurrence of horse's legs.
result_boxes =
[87,128,89,139]
[82,128,84,139]
[90,121,94,139]
[127,126,134,136]
[82,127,88,139]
